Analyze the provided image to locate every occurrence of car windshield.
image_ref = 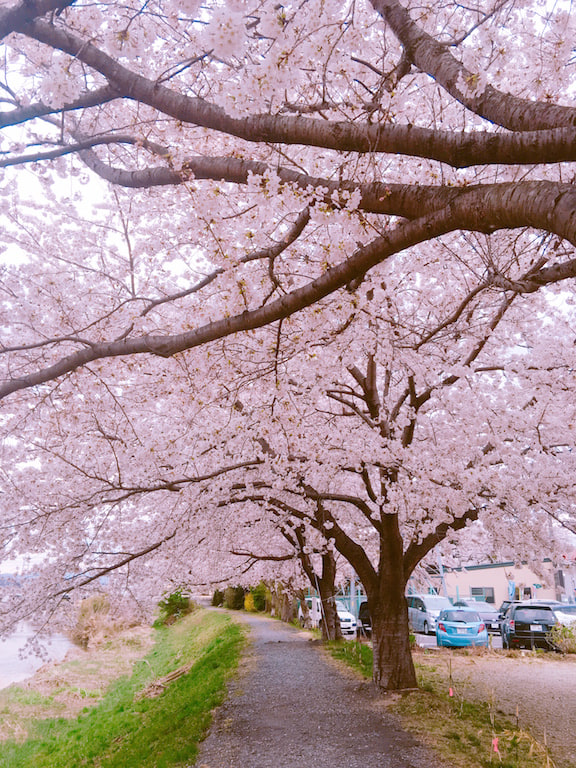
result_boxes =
[335,601,347,612]
[515,608,554,622]
[443,611,480,623]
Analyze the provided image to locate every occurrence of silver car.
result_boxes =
[407,594,453,634]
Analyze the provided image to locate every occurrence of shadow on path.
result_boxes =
[193,612,445,768]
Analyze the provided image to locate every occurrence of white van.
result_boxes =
[407,594,453,634]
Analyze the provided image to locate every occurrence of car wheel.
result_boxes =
[423,621,429,635]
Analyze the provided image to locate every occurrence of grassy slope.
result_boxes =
[0,610,244,768]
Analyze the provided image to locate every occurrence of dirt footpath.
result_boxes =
[193,613,450,768]
[416,649,576,767]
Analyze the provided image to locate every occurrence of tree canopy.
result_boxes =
[1,0,576,688]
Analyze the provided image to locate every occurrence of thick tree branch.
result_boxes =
[0,0,76,41]
[0,133,167,169]
[18,19,576,165]
[77,151,576,240]
[2,182,575,401]
[403,507,481,577]
[0,86,117,129]
[370,0,576,130]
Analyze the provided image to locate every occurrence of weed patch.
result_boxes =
[326,640,372,678]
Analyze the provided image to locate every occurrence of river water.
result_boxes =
[0,623,71,689]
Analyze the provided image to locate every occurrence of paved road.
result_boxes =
[193,612,449,768]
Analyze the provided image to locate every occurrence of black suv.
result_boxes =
[357,601,371,638]
[500,603,558,650]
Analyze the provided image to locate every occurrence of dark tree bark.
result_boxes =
[315,552,343,642]
[287,526,342,641]
[369,516,416,689]
[317,511,417,689]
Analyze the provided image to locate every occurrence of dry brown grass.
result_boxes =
[69,595,142,650]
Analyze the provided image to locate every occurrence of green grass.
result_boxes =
[327,640,559,768]
[0,610,244,768]
[326,638,373,678]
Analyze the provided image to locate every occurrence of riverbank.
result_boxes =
[0,610,244,766]
[0,624,155,743]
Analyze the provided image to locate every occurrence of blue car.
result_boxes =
[436,609,489,648]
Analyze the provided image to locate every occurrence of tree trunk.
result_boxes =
[367,515,417,690]
[279,592,296,623]
[317,552,342,641]
[369,588,416,690]
[268,582,296,622]
[295,588,311,627]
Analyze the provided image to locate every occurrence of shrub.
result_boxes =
[224,586,245,610]
[549,623,576,653]
[70,594,131,649]
[244,592,256,612]
[211,589,224,606]
[250,582,267,612]
[156,588,194,626]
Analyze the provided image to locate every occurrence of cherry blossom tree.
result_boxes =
[5,229,573,690]
[1,0,575,401]
[212,260,576,688]
[1,0,576,690]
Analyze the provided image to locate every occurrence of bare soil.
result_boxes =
[415,647,576,767]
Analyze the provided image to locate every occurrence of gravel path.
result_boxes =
[193,612,449,768]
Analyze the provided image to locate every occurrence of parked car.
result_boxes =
[299,596,320,627]
[525,599,563,607]
[500,603,558,650]
[407,594,453,634]
[356,601,372,637]
[453,599,501,633]
[298,597,357,635]
[552,603,576,627]
[335,600,357,636]
[436,609,489,648]
[497,599,521,620]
